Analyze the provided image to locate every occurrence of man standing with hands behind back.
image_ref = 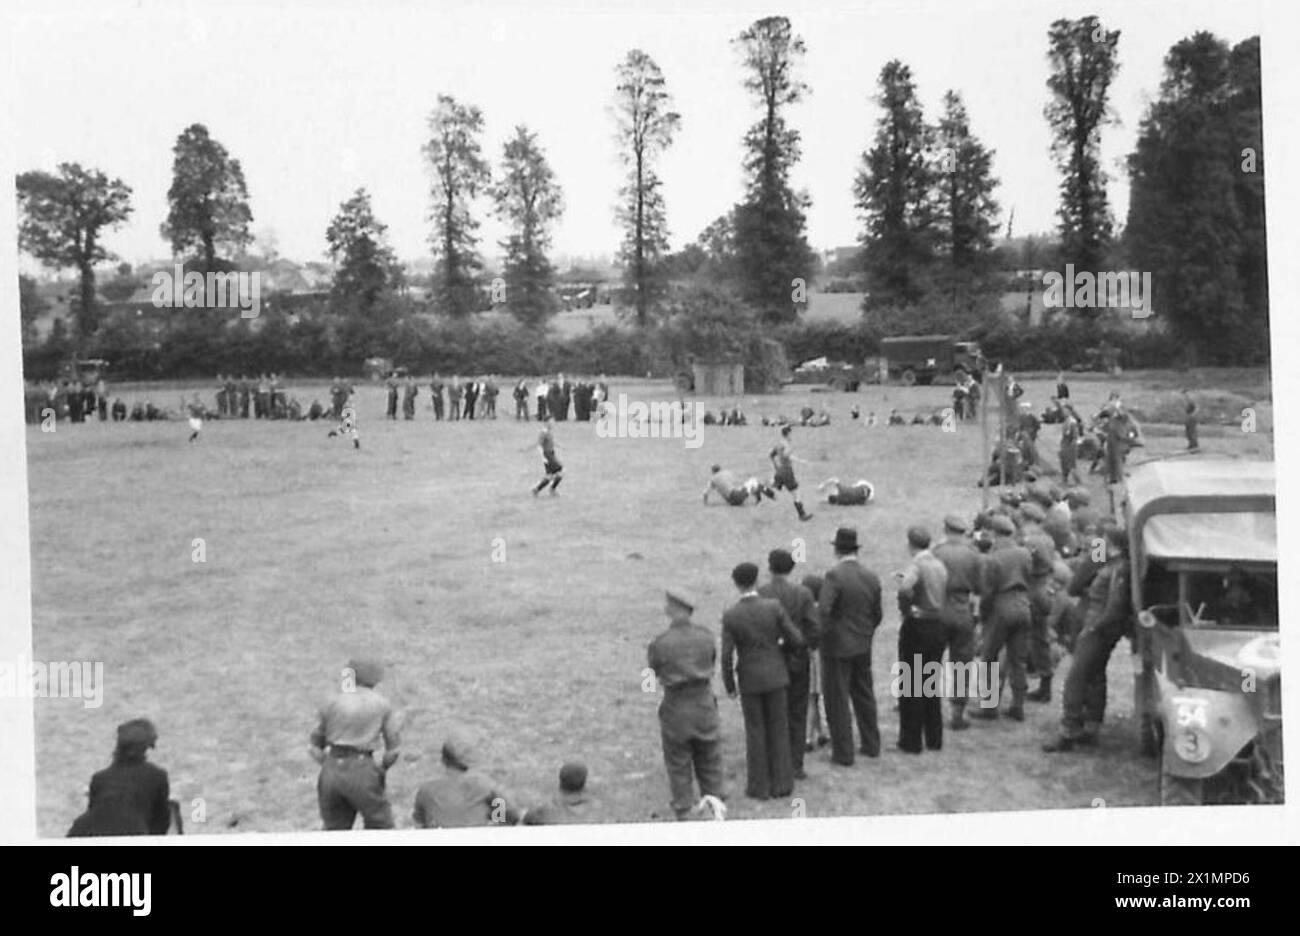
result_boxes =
[758,549,820,780]
[817,527,883,766]
[722,562,805,800]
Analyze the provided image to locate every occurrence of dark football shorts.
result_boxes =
[773,467,798,492]
[828,486,867,506]
[544,456,563,476]
[726,489,749,506]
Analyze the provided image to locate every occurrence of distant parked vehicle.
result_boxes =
[880,336,983,385]
[789,356,875,391]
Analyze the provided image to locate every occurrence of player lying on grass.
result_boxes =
[703,464,774,506]
[818,477,875,506]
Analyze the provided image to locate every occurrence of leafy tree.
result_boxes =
[492,125,564,329]
[612,49,681,327]
[423,95,491,318]
[855,60,937,310]
[160,124,253,272]
[18,274,47,347]
[325,188,405,316]
[731,16,815,324]
[1125,32,1266,364]
[1045,16,1121,284]
[16,163,133,337]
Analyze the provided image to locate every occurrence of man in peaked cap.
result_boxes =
[68,719,172,837]
[817,527,884,765]
[647,589,726,819]
[309,658,401,830]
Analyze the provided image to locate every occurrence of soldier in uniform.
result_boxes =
[402,375,418,420]
[757,550,820,780]
[308,658,401,830]
[385,373,400,420]
[412,733,521,828]
[1044,527,1132,751]
[448,377,463,420]
[522,762,591,826]
[1020,504,1060,703]
[970,514,1033,721]
[68,719,171,837]
[931,515,982,730]
[430,376,445,421]
[647,590,726,820]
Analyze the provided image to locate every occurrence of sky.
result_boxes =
[7,0,1267,270]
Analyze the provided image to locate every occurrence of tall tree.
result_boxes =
[423,95,491,318]
[492,125,564,329]
[1126,32,1266,364]
[612,49,680,328]
[160,124,253,272]
[1045,16,1121,285]
[325,188,404,316]
[933,89,1001,310]
[16,162,133,338]
[854,60,937,310]
[1229,36,1267,348]
[732,16,815,324]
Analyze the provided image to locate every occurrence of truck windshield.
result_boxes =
[1179,567,1278,630]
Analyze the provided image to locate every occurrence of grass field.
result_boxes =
[28,370,1274,835]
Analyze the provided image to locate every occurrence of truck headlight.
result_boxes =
[1173,728,1211,764]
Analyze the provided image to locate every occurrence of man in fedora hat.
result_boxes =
[68,718,172,837]
[971,515,1033,721]
[309,658,401,830]
[722,562,805,799]
[931,514,983,730]
[758,549,821,779]
[817,527,883,765]
[647,590,726,819]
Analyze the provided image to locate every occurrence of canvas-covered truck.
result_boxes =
[879,336,982,385]
[1126,459,1281,806]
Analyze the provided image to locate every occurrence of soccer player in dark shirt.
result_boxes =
[531,419,563,495]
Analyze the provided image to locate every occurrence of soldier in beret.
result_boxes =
[412,733,521,827]
[932,514,983,730]
[523,762,591,825]
[647,590,725,819]
[970,514,1033,721]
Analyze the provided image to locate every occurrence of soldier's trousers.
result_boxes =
[1028,581,1054,678]
[1060,624,1125,738]
[318,753,393,830]
[821,649,880,764]
[942,609,977,706]
[980,597,1031,707]
[786,653,811,774]
[740,687,793,799]
[659,685,724,817]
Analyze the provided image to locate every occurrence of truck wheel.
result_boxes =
[1159,748,1204,806]
[900,368,916,386]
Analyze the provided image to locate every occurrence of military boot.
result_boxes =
[1026,676,1052,703]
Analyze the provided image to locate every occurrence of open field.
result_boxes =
[28,371,1274,835]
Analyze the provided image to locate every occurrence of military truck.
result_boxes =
[1126,459,1281,805]
[879,336,982,385]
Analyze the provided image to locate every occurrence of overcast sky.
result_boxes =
[8,0,1265,269]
